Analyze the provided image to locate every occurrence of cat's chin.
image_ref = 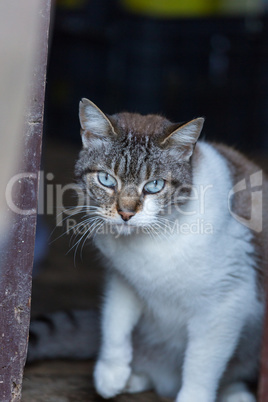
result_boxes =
[112,223,137,236]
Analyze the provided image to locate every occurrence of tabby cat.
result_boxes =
[29,99,268,402]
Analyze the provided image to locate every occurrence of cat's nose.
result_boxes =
[118,210,135,222]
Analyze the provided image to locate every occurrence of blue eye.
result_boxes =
[144,179,165,194]
[98,172,117,188]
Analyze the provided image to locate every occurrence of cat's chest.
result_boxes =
[95,233,212,308]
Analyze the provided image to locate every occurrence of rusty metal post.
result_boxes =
[259,302,268,401]
[0,1,51,400]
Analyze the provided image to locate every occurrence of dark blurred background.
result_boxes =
[45,0,268,151]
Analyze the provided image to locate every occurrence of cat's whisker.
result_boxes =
[151,222,170,241]
[67,217,102,260]
[79,218,104,259]
[68,217,97,248]
[157,216,176,225]
[92,220,107,241]
[76,224,93,262]
[154,218,174,237]
[152,222,169,241]
[69,216,107,263]
[69,216,100,246]
[144,224,158,243]
[54,205,100,219]
[54,204,99,210]
[71,215,102,240]
[50,215,99,245]
[50,206,102,243]
[49,211,85,242]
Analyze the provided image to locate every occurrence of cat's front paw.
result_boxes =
[176,386,214,402]
[93,358,131,399]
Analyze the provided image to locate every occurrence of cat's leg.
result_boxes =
[217,305,260,402]
[217,382,256,402]
[94,273,143,399]
[175,290,255,402]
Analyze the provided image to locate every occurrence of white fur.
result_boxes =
[218,382,256,402]
[93,142,263,401]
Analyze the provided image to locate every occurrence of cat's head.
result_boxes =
[75,99,204,235]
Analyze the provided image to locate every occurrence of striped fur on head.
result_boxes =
[75,99,204,234]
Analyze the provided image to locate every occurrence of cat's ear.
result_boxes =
[79,98,116,147]
[161,118,204,161]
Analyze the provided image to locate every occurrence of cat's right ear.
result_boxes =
[79,98,116,148]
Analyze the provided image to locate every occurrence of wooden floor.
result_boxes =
[23,361,170,402]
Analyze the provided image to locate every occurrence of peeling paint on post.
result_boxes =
[0,1,51,400]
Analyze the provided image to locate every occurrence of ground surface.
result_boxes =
[23,361,170,402]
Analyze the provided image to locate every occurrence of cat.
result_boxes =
[28,98,267,402]
[73,98,268,402]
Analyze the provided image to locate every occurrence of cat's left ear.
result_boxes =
[161,118,204,161]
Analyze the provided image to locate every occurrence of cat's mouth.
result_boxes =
[112,222,138,236]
